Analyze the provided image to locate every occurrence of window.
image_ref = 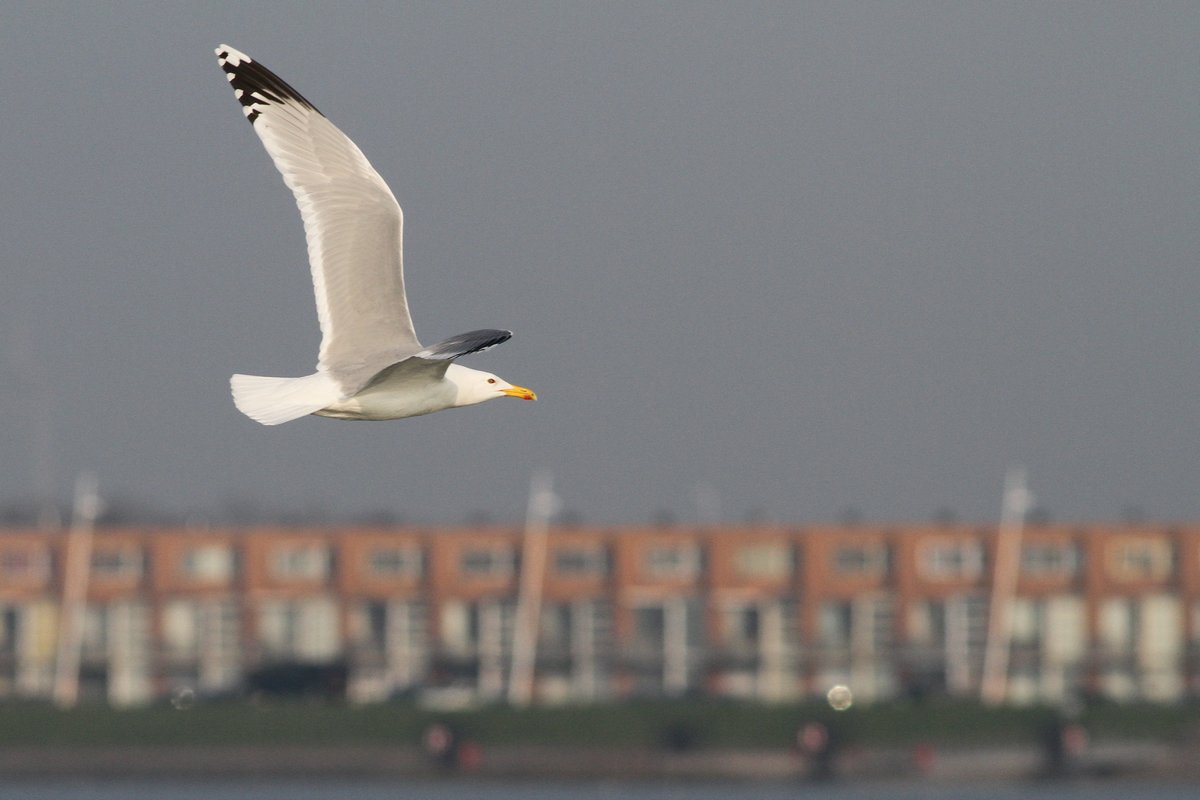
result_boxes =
[553,546,608,577]
[368,547,422,578]
[82,605,108,655]
[359,601,388,648]
[460,547,514,577]
[907,601,947,647]
[162,600,199,657]
[0,549,49,581]
[1042,596,1086,662]
[259,598,339,659]
[919,540,982,580]
[91,548,143,579]
[539,603,573,651]
[354,600,425,653]
[632,605,666,650]
[1098,598,1135,650]
[723,604,761,649]
[271,545,330,581]
[181,545,234,581]
[440,599,515,653]
[1021,542,1080,577]
[734,544,791,579]
[1109,539,1173,581]
[644,544,700,579]
[0,608,16,654]
[833,544,889,576]
[630,600,702,654]
[818,601,852,647]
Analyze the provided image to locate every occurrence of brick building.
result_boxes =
[0,521,1196,706]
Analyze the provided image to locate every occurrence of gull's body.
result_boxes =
[317,362,471,421]
[215,45,534,425]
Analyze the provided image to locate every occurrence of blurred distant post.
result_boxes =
[508,471,560,706]
[981,466,1033,704]
[52,472,102,708]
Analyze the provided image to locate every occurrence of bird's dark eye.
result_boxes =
[487,378,497,384]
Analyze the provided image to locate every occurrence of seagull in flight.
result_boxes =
[214,45,536,425]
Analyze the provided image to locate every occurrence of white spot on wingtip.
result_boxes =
[215,45,250,67]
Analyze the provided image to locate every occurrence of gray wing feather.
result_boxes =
[363,329,512,388]
[415,329,512,361]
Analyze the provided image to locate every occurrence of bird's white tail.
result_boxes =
[230,372,342,425]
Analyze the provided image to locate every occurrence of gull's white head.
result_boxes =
[447,364,537,407]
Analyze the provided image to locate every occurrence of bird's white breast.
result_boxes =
[314,371,458,420]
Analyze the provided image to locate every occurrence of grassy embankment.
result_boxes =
[0,699,1195,751]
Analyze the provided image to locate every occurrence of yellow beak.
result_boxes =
[501,385,537,401]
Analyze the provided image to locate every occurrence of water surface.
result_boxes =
[0,779,1193,800]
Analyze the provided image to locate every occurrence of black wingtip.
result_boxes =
[215,44,321,124]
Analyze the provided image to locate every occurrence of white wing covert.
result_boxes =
[216,45,420,394]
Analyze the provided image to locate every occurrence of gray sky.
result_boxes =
[0,2,1196,525]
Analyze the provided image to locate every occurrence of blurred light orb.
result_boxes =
[170,686,195,710]
[826,684,853,711]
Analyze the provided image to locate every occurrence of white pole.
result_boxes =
[850,596,876,700]
[477,601,505,700]
[981,466,1033,704]
[945,596,971,695]
[52,472,102,707]
[571,600,597,700]
[663,597,689,695]
[508,471,559,706]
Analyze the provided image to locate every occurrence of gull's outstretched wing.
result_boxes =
[216,45,420,393]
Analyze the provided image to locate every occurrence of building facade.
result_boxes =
[0,521,1198,706]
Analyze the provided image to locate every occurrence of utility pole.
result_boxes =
[981,466,1033,705]
[508,471,559,706]
[53,472,102,707]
